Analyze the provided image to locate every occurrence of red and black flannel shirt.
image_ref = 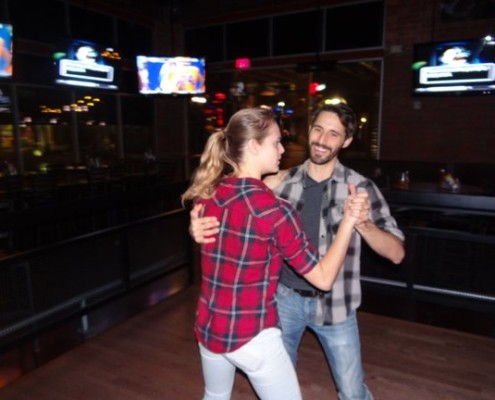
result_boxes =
[195,177,319,353]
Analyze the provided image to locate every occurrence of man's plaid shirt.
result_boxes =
[275,159,405,324]
[196,177,319,353]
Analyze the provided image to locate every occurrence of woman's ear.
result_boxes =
[246,138,260,155]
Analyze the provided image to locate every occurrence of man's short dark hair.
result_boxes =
[311,104,358,139]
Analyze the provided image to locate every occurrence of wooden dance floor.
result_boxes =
[1,282,494,400]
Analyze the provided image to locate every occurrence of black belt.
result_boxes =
[291,288,324,298]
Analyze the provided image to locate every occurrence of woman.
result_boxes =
[181,107,367,400]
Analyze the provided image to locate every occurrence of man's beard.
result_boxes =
[309,142,340,165]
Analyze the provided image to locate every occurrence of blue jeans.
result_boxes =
[199,328,302,400]
[276,284,373,400]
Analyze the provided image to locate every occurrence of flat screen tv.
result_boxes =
[53,38,121,90]
[0,23,13,78]
[412,35,495,96]
[136,55,206,95]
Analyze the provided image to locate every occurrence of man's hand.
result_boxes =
[348,184,370,227]
[189,204,220,244]
[344,184,370,225]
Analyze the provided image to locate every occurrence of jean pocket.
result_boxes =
[276,283,291,298]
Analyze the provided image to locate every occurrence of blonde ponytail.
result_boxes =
[181,129,237,205]
[181,107,276,207]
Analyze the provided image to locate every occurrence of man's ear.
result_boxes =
[342,137,353,149]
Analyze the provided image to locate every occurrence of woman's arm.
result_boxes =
[303,186,369,291]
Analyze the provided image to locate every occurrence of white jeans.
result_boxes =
[199,328,302,400]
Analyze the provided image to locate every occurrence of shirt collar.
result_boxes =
[285,159,347,185]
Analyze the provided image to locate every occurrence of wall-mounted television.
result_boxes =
[412,35,495,96]
[53,38,121,90]
[136,55,206,95]
[0,23,13,78]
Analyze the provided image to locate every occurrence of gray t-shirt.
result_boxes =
[280,173,329,290]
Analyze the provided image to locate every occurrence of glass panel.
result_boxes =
[273,11,321,56]
[16,86,73,173]
[184,26,224,62]
[121,95,153,162]
[117,19,153,59]
[226,19,270,60]
[69,5,115,45]
[8,0,66,43]
[0,84,15,175]
[14,54,52,86]
[76,93,118,165]
[326,2,384,51]
[311,60,382,159]
[202,60,382,162]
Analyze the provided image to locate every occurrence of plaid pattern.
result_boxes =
[276,159,405,324]
[196,177,319,353]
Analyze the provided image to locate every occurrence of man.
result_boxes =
[190,104,405,400]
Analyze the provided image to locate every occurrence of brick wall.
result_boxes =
[382,0,495,164]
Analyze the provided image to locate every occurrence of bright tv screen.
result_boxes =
[0,23,13,78]
[412,35,495,96]
[136,55,206,95]
[53,39,121,90]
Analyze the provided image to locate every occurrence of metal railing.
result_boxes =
[0,207,193,354]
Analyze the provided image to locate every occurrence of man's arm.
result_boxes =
[189,203,219,244]
[355,221,405,264]
[353,182,405,265]
[190,171,289,243]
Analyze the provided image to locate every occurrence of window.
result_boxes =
[117,19,153,60]
[273,11,321,56]
[184,25,224,62]
[325,1,384,51]
[16,87,73,172]
[69,5,115,46]
[203,59,382,161]
[14,53,52,86]
[8,0,66,43]
[0,84,14,167]
[121,95,153,160]
[76,93,118,163]
[226,19,270,60]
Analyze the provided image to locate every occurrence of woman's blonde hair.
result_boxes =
[181,107,276,205]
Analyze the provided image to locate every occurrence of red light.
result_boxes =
[309,82,318,95]
[235,58,251,69]
[214,92,227,100]
[216,108,224,126]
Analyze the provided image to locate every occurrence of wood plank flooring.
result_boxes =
[1,282,494,400]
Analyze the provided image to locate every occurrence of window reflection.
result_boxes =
[121,95,153,164]
[14,87,123,173]
[0,85,14,169]
[17,87,72,172]
[194,60,381,163]
[77,93,118,164]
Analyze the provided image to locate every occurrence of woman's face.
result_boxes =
[257,123,285,175]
